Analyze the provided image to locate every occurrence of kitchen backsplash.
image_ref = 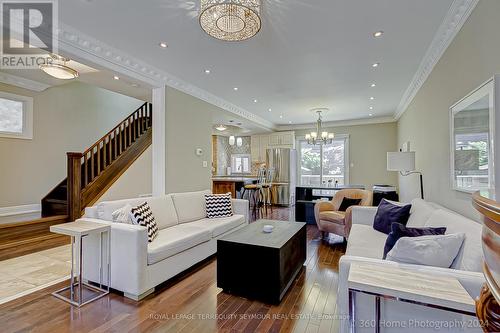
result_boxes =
[213,135,251,175]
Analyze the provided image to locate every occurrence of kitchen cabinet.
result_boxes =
[269,131,295,148]
[251,136,261,162]
[251,132,295,162]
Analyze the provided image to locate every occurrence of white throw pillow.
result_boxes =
[386,233,465,268]
[111,204,133,224]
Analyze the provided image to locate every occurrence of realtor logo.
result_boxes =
[1,0,58,68]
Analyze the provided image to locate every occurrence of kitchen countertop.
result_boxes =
[212,177,258,182]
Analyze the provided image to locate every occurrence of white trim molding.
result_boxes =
[394,0,479,120]
[0,72,50,92]
[276,116,396,131]
[0,204,41,217]
[56,24,275,131]
[152,86,166,196]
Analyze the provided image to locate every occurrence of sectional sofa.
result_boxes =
[77,190,249,300]
[338,199,485,333]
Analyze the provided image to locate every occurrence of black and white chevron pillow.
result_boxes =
[205,193,233,218]
[129,202,158,242]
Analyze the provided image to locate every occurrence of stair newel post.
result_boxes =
[67,152,83,222]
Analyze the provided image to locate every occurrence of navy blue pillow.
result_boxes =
[338,198,362,212]
[373,199,411,234]
[383,222,447,259]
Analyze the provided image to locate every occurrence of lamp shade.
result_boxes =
[387,152,415,172]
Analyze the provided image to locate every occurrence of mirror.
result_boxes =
[450,79,495,192]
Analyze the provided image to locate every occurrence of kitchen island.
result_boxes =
[212,176,258,198]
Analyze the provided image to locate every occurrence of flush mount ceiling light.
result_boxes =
[159,42,168,48]
[215,124,227,131]
[39,54,79,80]
[373,31,384,38]
[372,62,380,68]
[199,0,261,42]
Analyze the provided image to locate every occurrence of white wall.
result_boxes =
[0,81,148,208]
[97,147,152,203]
[164,86,216,193]
[397,0,500,220]
[294,122,398,189]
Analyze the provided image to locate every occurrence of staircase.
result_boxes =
[0,102,152,261]
[42,102,152,220]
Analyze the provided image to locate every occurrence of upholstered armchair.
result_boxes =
[314,189,373,240]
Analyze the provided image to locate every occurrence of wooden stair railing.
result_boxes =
[42,102,152,221]
[68,102,152,221]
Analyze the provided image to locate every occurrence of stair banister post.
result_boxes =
[67,152,83,221]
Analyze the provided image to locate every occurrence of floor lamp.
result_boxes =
[387,151,424,200]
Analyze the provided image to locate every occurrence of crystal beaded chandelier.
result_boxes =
[199,0,261,41]
[305,109,335,145]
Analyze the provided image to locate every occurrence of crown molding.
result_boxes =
[0,72,51,92]
[56,23,275,130]
[394,0,479,120]
[276,115,396,131]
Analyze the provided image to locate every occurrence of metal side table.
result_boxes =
[50,221,111,307]
[347,262,477,333]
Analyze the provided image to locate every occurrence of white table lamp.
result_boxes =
[387,151,424,199]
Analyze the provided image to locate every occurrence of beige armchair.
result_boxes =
[314,189,373,240]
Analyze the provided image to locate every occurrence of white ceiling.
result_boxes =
[55,0,455,126]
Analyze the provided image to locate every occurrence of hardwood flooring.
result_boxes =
[0,207,346,333]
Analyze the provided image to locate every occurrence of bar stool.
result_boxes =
[260,168,275,214]
[242,168,265,212]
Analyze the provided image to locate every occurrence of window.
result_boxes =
[298,135,349,186]
[231,154,251,173]
[0,92,33,139]
[451,78,494,192]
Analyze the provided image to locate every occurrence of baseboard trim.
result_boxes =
[0,204,41,217]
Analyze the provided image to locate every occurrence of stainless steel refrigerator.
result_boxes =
[266,148,297,206]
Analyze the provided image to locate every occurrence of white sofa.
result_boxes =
[338,199,485,333]
[77,190,249,300]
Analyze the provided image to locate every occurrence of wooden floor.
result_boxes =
[0,207,345,333]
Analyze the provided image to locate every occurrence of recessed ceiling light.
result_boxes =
[372,63,380,68]
[373,31,384,38]
[268,108,272,112]
[253,99,258,103]
[369,113,373,117]
[131,83,139,87]
[113,75,120,80]
[205,69,211,74]
[371,83,376,87]
[233,87,238,91]
[159,42,168,48]
[369,106,374,110]
[370,97,375,100]
[289,121,292,124]
[280,115,283,119]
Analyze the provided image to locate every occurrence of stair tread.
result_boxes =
[44,198,67,204]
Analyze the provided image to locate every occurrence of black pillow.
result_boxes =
[338,198,362,212]
[373,199,411,234]
[383,222,447,259]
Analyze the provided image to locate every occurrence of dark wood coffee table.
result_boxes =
[217,219,307,304]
